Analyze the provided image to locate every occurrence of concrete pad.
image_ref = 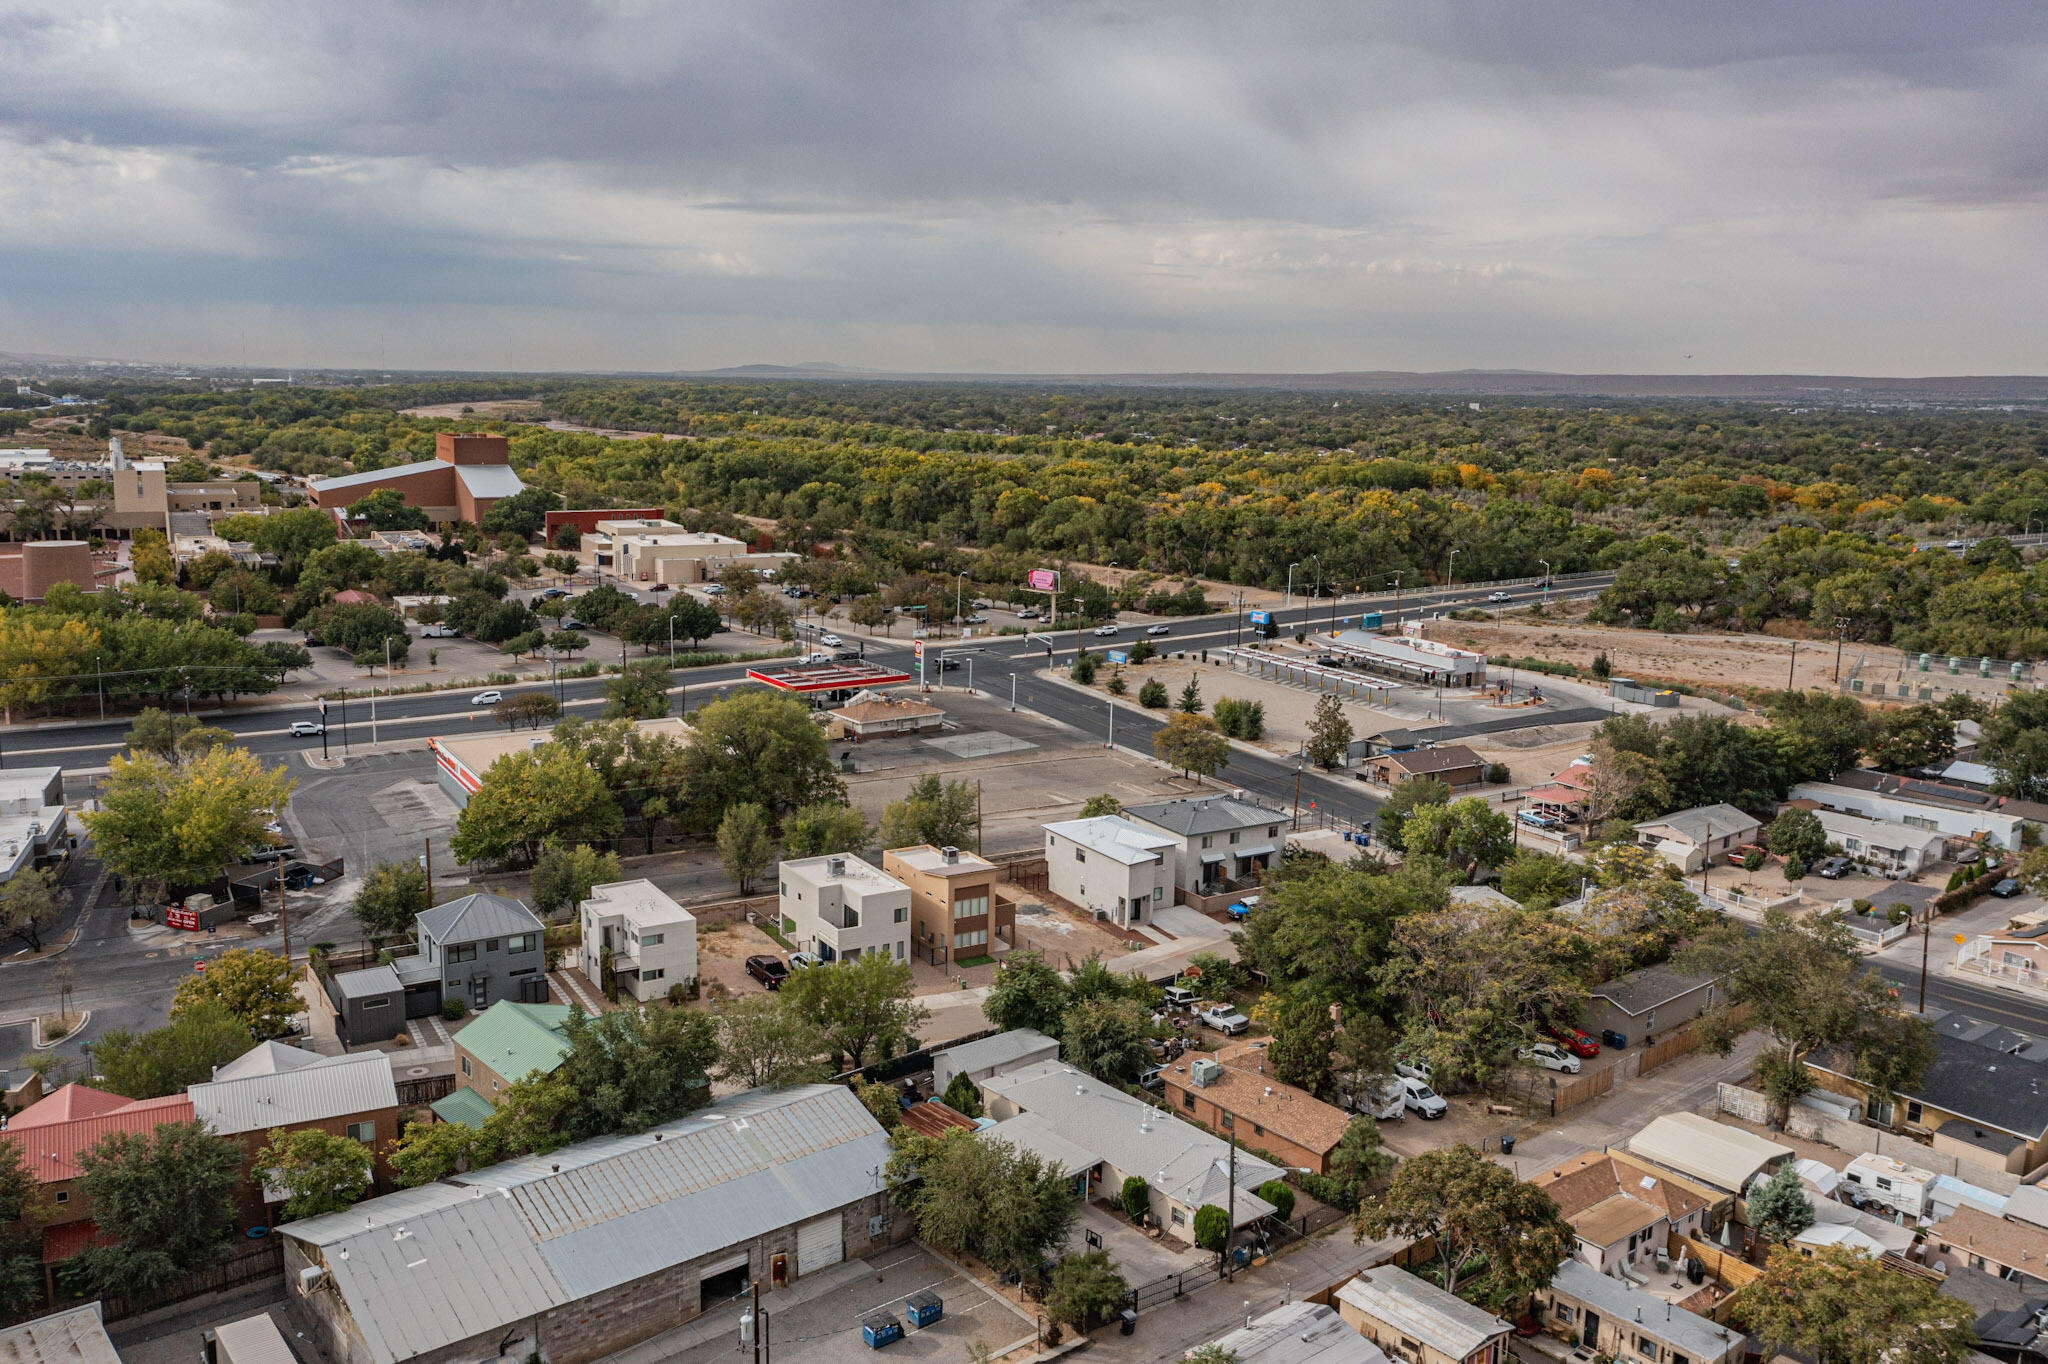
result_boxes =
[924,731,1040,759]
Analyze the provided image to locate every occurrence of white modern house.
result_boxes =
[579,880,698,1003]
[777,854,912,964]
[1123,792,1290,895]
[1042,816,1178,928]
[1790,780,2026,853]
[1807,806,1946,876]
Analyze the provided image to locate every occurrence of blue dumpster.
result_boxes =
[862,1314,903,1349]
[905,1291,944,1329]
[1601,1029,1627,1050]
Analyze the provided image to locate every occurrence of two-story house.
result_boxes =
[187,1042,400,1221]
[418,892,548,1012]
[777,855,912,964]
[1123,793,1289,896]
[1042,816,1177,928]
[579,879,698,1003]
[0,1085,194,1276]
[883,845,1009,967]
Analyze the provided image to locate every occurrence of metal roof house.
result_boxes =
[1201,1300,1391,1364]
[1538,1260,1743,1364]
[417,892,548,1012]
[0,1303,122,1364]
[1625,1113,1791,1196]
[1632,804,1760,874]
[281,1084,908,1364]
[1336,1267,1510,1364]
[930,1028,1059,1095]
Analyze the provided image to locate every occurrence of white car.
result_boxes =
[820,633,843,647]
[419,623,460,638]
[703,583,725,595]
[1394,1056,1433,1083]
[1519,1041,1581,1074]
[470,690,503,706]
[287,720,324,737]
[1400,1076,1447,1119]
[1146,624,1171,636]
[1092,624,1120,637]
[786,951,821,972]
[1487,590,1513,603]
[1198,1004,1250,1035]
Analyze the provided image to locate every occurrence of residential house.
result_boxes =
[281,1085,909,1364]
[1625,1113,1791,1199]
[1943,1265,2048,1364]
[418,892,548,1012]
[1335,1267,1510,1364]
[1041,816,1178,929]
[1931,1206,2048,1288]
[883,844,1010,968]
[1123,793,1290,895]
[1806,1011,2048,1174]
[0,1303,122,1364]
[977,1059,1283,1243]
[0,1085,194,1270]
[1797,804,1946,876]
[896,1100,979,1140]
[1529,1151,1711,1273]
[1159,1042,1352,1175]
[1961,920,2048,991]
[1201,1301,1391,1364]
[929,1028,1059,1096]
[187,1043,400,1219]
[826,695,946,741]
[451,1001,574,1105]
[1791,777,2028,853]
[1537,1260,1743,1364]
[1584,965,1722,1047]
[776,855,911,965]
[1359,745,1487,789]
[310,433,525,529]
[1631,805,1761,874]
[578,879,697,1002]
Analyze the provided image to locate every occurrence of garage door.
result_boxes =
[796,1214,842,1273]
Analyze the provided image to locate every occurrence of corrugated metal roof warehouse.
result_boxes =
[280,1085,906,1364]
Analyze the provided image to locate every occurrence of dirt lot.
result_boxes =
[400,400,547,419]
[1060,654,1400,760]
[691,918,785,1001]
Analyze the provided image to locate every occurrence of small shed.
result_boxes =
[212,1313,297,1364]
[326,965,404,1046]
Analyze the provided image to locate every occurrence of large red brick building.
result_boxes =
[311,433,525,527]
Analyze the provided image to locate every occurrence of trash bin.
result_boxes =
[1601,1029,1627,1050]
[905,1292,943,1329]
[1119,1309,1138,1336]
[1500,1134,1516,1155]
[862,1314,902,1349]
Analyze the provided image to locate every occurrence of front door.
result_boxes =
[1582,1310,1600,1349]
[471,975,489,1009]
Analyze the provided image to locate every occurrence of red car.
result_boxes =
[1547,1026,1600,1058]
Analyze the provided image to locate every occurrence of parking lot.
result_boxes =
[649,1243,1034,1364]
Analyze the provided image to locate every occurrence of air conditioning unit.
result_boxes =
[298,1265,328,1294]
[827,856,846,877]
[1190,1058,1221,1088]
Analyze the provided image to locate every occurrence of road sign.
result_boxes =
[1027,568,1060,592]
[1248,610,1271,626]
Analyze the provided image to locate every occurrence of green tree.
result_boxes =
[0,1142,45,1315]
[480,486,561,539]
[887,1129,1078,1286]
[1176,676,1204,713]
[781,952,929,1069]
[1357,1142,1572,1297]
[1119,1175,1149,1222]
[493,691,561,729]
[1399,797,1514,882]
[1256,1179,1295,1222]
[781,802,872,857]
[1497,851,1584,910]
[84,747,297,896]
[1077,793,1123,817]
[1747,1163,1815,1245]
[982,949,1069,1036]
[1375,775,1450,853]
[1866,705,1957,772]
[352,859,429,939]
[1193,1203,1229,1252]
[173,947,300,1038]
[1765,807,1828,864]
[1325,1117,1394,1203]
[1059,996,1151,1084]
[71,1121,243,1296]
[603,658,674,720]
[452,742,624,865]
[130,527,175,585]
[388,1118,498,1188]
[1980,691,2048,798]
[942,1070,983,1118]
[1044,1248,1129,1332]
[1152,711,1229,779]
[1306,694,1354,769]
[1212,696,1266,740]
[529,843,621,919]
[877,774,979,851]
[682,690,845,828]
[1138,679,1169,708]
[89,999,253,1099]
[0,866,64,952]
[713,993,828,1090]
[554,1006,720,1140]
[1735,1245,1975,1364]
[254,1127,373,1220]
[351,488,428,532]
[856,1078,902,1130]
[716,801,774,894]
[1070,651,1099,684]
[123,707,233,761]
[1766,691,1874,785]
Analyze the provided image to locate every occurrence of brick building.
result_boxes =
[0,1085,194,1276]
[882,844,1012,967]
[311,434,525,528]
[187,1043,401,1220]
[1158,1041,1351,1174]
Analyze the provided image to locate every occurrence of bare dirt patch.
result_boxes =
[689,919,783,1003]
[399,400,545,419]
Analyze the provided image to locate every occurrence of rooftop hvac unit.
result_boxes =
[1190,1058,1221,1088]
[827,856,846,877]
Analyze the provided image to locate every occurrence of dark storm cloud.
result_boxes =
[0,1,2043,370]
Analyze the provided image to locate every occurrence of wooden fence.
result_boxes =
[1548,1067,1615,1115]
[1639,1004,1750,1078]
[397,1074,455,1107]
[95,1238,283,1321]
[1677,1235,1761,1288]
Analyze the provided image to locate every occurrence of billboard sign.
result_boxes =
[166,907,200,931]
[913,639,925,678]
[1027,568,1060,593]
[1106,650,1129,665]
[1248,610,1272,626]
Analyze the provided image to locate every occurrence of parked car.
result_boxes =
[1547,1026,1600,1058]
[1017,608,1041,620]
[470,690,503,706]
[539,587,571,599]
[1399,1076,1447,1119]
[1198,1004,1250,1035]
[963,614,987,624]
[703,583,725,595]
[939,657,959,671]
[1092,624,1120,637]
[1394,1055,1433,1083]
[1817,855,1852,879]
[1519,1041,1581,1074]
[1946,539,1967,550]
[1146,624,1171,636]
[1517,810,1560,829]
[1137,1065,1164,1092]
[287,720,325,737]
[1488,590,1513,603]
[820,633,843,647]
[745,955,790,989]
[1161,985,1197,1010]
[786,951,821,971]
[1956,848,1984,865]
[245,844,297,865]
[302,634,323,647]
[419,623,460,638]
[1992,877,2024,898]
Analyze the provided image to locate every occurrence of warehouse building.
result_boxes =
[281,1084,907,1364]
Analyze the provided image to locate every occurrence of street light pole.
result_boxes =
[1447,548,1460,593]
[1833,618,1850,683]
[955,572,967,636]
[1286,561,1298,608]
[1539,559,1550,603]
[95,654,103,722]
[1390,573,1403,629]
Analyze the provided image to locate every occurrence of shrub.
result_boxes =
[1486,762,1510,784]
[1293,1170,1359,1213]
[1193,1203,1229,1251]
[440,998,467,1022]
[1120,1175,1149,1222]
[1590,651,1612,681]
[1138,679,1169,708]
[1256,1179,1295,1222]
[1071,652,1099,684]
[1742,849,1766,871]
[1127,640,1157,665]
[1886,902,1913,925]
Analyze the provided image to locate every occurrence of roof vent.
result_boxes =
[941,846,959,864]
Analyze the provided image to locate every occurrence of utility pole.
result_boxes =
[1224,1130,1237,1282]
[1391,573,1403,630]
[1833,618,1849,683]
[1106,699,1115,750]
[1919,912,1932,1012]
[748,1280,760,1364]
[424,838,434,908]
[1787,637,1798,693]
[1291,762,1303,831]
[1009,674,1017,712]
[278,853,291,964]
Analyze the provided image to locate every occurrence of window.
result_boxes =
[1252,1123,1263,1136]
[1171,1208,1186,1226]
[486,939,500,952]
[645,968,665,982]
[346,1121,376,1144]
[1201,835,1214,850]
[507,933,537,954]
[1074,848,1086,863]
[953,929,987,950]
[896,941,905,960]
[1267,825,1279,837]
[894,905,908,922]
[1228,831,1239,844]
[492,1079,500,1092]
[54,1190,68,1205]
[1153,887,1164,904]
[1906,1101,1924,1125]
[1876,1176,1893,1191]
[1220,1112,1233,1130]
[780,881,787,896]
[510,966,536,977]
[461,1056,472,1076]
[953,894,988,920]
[1554,1307,1574,1326]
[1181,1091,1195,1111]
[643,933,663,946]
[361,998,388,1011]
[448,944,477,964]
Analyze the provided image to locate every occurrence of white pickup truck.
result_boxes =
[1198,1004,1250,1036]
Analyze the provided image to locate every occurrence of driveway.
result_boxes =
[1065,1201,1204,1285]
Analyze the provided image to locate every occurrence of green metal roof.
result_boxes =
[453,1001,574,1083]
[430,1086,496,1130]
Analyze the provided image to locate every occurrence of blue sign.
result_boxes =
[1248,610,1272,626]
[1105,650,1129,664]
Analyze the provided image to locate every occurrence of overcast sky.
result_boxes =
[3,2,2045,375]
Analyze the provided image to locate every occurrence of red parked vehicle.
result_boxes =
[1547,1025,1600,1058]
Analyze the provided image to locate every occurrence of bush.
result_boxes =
[1886,902,1913,925]
[1292,1170,1359,1213]
[440,998,467,1022]
[1213,696,1266,740]
[1138,679,1169,708]
[1590,651,1612,680]
[1127,640,1157,665]
[1486,762,1510,784]
[1192,1203,1229,1252]
[1071,651,1099,684]
[1120,1175,1149,1223]
[1256,1179,1295,1222]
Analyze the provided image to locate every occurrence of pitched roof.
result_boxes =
[1123,794,1289,838]
[1933,1205,2048,1271]
[1160,1057,1351,1158]
[830,697,944,723]
[310,459,448,493]
[932,1028,1058,1077]
[189,1051,397,1136]
[1549,1261,1737,1360]
[1041,815,1178,865]
[454,464,525,499]
[429,1087,496,1130]
[8,1086,133,1129]
[453,1001,574,1081]
[897,1101,977,1140]
[331,965,403,1001]
[0,1303,121,1364]
[280,1085,894,1364]
[1381,745,1484,776]
[1531,1152,1709,1229]
[1626,1113,1790,1193]
[1810,1018,2048,1141]
[417,891,544,943]
[0,1091,194,1183]
[212,1040,325,1081]
[1633,804,1759,845]
[1207,1301,1391,1364]
[1571,1194,1667,1248]
[1337,1268,1509,1358]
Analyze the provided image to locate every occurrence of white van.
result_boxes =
[1342,1078,1404,1122]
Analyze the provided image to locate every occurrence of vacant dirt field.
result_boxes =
[399,399,546,419]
